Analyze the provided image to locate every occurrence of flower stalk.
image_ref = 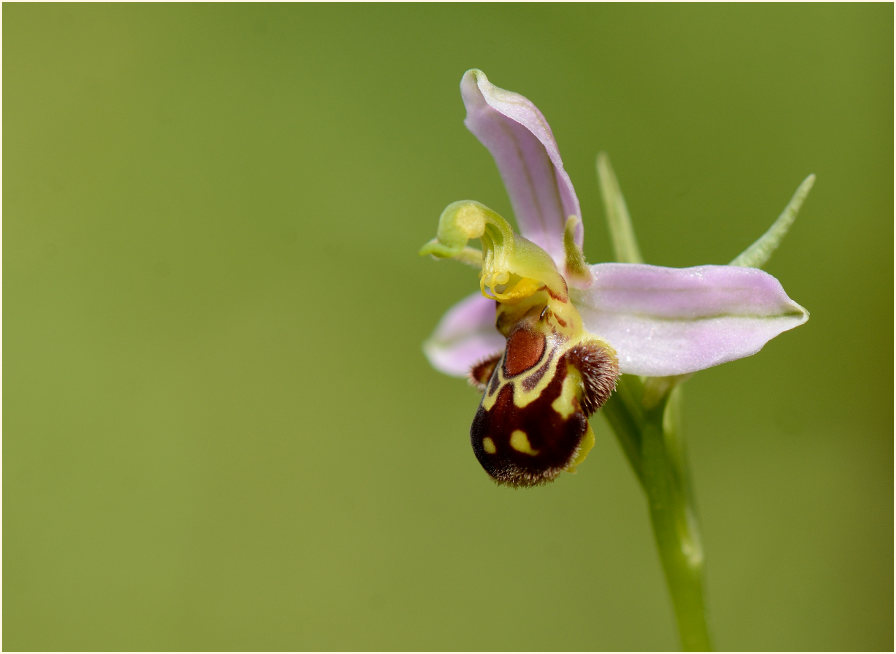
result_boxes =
[642,386,712,652]
[603,375,711,649]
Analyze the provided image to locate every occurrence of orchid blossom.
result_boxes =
[421,69,808,487]
[420,69,811,650]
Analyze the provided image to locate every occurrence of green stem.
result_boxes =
[640,387,712,651]
[604,378,711,649]
[601,376,646,485]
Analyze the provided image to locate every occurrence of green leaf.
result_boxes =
[596,152,644,264]
[730,174,815,268]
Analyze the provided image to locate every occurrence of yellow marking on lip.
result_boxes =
[551,367,581,419]
[510,430,538,455]
[482,437,497,454]
[565,422,595,473]
[512,350,559,408]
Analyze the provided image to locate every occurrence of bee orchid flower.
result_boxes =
[421,69,808,487]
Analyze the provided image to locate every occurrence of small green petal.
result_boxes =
[563,215,592,284]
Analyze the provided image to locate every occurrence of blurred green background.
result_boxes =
[4,3,892,651]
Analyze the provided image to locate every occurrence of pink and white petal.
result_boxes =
[424,292,504,377]
[461,69,582,266]
[575,264,809,377]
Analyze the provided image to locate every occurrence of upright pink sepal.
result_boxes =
[461,69,582,266]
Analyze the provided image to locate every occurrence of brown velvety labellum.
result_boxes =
[471,351,588,487]
[503,327,546,376]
